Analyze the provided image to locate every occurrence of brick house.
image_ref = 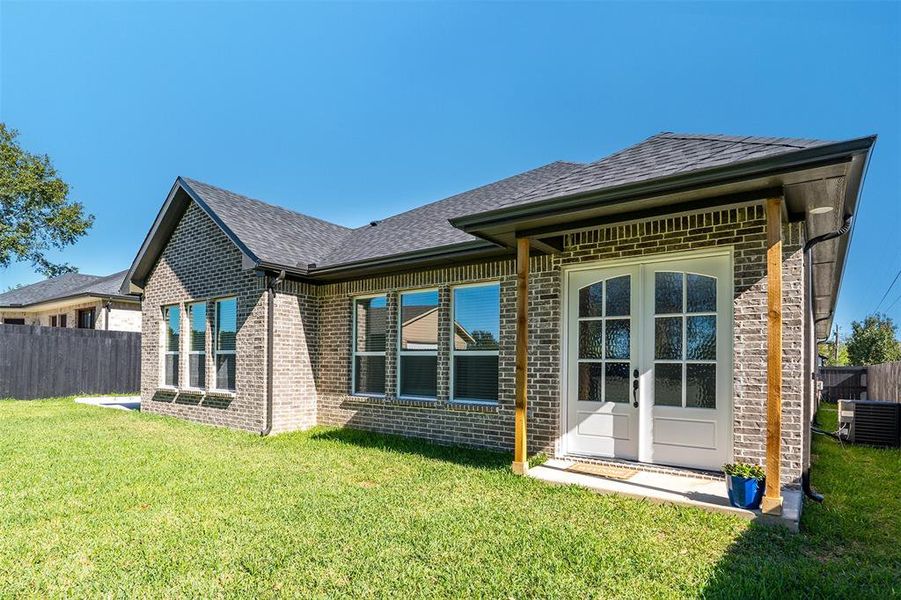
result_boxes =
[123,132,874,514]
[0,270,140,331]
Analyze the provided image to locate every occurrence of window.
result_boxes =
[77,308,95,329]
[59,314,67,328]
[451,283,500,402]
[162,305,180,387]
[214,298,237,391]
[50,315,57,327]
[398,290,439,399]
[653,272,717,409]
[3,318,25,325]
[188,302,207,389]
[353,295,387,395]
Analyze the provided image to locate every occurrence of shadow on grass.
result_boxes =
[310,426,511,471]
[700,406,899,598]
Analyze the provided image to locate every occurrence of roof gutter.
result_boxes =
[450,136,877,232]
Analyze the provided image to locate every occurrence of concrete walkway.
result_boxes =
[528,458,802,532]
[74,396,141,412]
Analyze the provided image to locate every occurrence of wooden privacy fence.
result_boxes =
[0,324,140,400]
[819,366,868,403]
[867,361,901,403]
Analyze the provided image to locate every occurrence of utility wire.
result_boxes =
[873,267,901,313]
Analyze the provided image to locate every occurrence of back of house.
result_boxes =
[122,131,875,511]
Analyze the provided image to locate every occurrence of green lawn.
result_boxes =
[0,400,897,598]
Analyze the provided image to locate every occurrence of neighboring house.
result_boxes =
[0,271,141,331]
[123,132,875,515]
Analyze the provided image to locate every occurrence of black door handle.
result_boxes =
[632,369,639,408]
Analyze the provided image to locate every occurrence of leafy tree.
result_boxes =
[0,123,92,277]
[845,313,901,366]
[818,340,849,366]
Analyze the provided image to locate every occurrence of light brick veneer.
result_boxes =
[141,200,808,485]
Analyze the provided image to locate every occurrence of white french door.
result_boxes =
[564,252,732,471]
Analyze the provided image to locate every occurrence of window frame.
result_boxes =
[397,288,439,401]
[161,304,180,389]
[77,307,96,329]
[351,293,387,397]
[449,281,501,405]
[213,297,237,393]
[187,301,207,390]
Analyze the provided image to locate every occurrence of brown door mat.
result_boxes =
[567,463,638,480]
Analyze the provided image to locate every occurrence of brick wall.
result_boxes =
[140,202,268,432]
[141,199,807,484]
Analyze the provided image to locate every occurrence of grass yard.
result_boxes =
[0,400,898,598]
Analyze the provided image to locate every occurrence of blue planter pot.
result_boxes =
[726,475,764,509]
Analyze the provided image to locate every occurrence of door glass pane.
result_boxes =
[579,321,603,359]
[400,291,439,350]
[605,319,630,360]
[655,272,683,314]
[655,317,682,360]
[687,274,716,313]
[605,362,629,403]
[654,363,682,406]
[605,276,630,317]
[578,363,603,402]
[686,363,716,408]
[687,315,716,360]
[579,282,603,318]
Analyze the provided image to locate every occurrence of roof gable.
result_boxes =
[181,178,352,269]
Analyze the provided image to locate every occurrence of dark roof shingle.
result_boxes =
[488,132,833,211]
[181,178,353,269]
[0,270,133,307]
[317,161,583,267]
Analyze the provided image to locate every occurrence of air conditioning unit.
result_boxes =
[838,400,900,447]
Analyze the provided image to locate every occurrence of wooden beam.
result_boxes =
[512,236,530,475]
[763,198,784,515]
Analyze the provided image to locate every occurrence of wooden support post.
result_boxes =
[512,237,529,475]
[763,198,784,515]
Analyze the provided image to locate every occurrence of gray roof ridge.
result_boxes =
[346,160,583,230]
[180,176,352,232]
[656,131,830,149]
[63,269,130,295]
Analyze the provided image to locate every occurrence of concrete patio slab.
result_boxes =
[75,396,141,412]
[528,458,802,532]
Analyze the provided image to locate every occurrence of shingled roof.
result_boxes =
[317,161,582,267]
[484,132,835,212]
[181,178,353,269]
[0,270,135,308]
[127,131,870,291]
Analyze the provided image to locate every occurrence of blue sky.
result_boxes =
[1,1,898,336]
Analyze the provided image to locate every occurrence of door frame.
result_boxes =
[558,247,735,464]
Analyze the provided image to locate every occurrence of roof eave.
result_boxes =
[450,135,877,233]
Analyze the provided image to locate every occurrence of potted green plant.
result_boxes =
[723,462,765,509]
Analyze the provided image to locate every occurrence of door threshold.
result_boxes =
[561,453,723,481]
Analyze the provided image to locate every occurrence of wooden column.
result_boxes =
[512,237,530,475]
[763,198,784,515]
